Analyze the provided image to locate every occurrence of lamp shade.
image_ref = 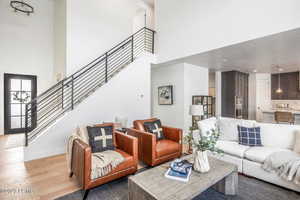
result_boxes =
[189,105,204,116]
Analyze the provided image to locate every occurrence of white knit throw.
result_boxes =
[262,151,300,185]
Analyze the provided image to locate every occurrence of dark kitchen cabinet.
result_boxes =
[271,72,300,100]
[221,71,249,119]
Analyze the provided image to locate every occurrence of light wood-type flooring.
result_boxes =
[0,134,81,200]
[0,134,184,200]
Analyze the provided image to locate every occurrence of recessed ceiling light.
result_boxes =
[278,68,283,72]
[222,58,227,62]
[253,69,257,73]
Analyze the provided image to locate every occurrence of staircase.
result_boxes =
[24,27,155,146]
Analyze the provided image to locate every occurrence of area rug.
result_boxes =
[56,175,300,200]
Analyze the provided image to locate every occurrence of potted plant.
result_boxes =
[192,128,222,173]
[183,127,197,154]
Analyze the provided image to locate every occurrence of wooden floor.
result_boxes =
[0,134,172,200]
[0,134,81,200]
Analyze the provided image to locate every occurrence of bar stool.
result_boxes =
[274,111,295,124]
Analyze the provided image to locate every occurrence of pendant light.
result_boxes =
[10,0,34,16]
[276,67,283,94]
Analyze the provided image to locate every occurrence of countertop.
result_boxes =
[262,109,300,115]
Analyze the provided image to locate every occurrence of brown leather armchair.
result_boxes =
[70,130,138,200]
[128,118,182,166]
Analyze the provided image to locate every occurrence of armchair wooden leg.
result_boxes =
[83,189,90,200]
[69,172,73,178]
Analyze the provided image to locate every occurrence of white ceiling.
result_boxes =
[158,28,300,74]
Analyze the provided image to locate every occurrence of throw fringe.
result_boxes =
[91,150,125,179]
[262,151,300,185]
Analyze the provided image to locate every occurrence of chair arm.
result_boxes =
[162,126,183,144]
[127,128,156,164]
[115,131,138,163]
[72,139,91,190]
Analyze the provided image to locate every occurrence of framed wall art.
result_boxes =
[158,85,173,105]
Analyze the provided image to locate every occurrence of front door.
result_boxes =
[4,74,37,134]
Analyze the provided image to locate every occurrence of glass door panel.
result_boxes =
[4,74,37,134]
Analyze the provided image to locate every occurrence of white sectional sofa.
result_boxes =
[197,117,300,192]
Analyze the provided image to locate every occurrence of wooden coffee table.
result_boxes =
[128,154,238,200]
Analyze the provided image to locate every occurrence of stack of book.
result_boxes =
[164,159,193,182]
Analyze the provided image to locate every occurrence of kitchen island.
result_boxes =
[262,109,300,124]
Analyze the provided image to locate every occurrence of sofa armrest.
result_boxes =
[127,128,156,164]
[72,139,91,190]
[115,131,138,163]
[162,126,183,144]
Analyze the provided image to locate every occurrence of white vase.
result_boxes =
[193,150,210,173]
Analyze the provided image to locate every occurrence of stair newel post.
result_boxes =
[131,35,134,62]
[25,103,28,146]
[105,52,108,83]
[71,75,74,110]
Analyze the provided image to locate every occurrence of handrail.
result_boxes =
[24,27,155,146]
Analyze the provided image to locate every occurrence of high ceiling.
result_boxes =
[159,28,300,74]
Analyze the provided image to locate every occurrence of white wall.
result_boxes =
[151,63,185,129]
[53,0,66,82]
[151,63,208,134]
[215,71,222,117]
[24,55,155,161]
[183,64,208,133]
[133,1,155,33]
[248,73,272,121]
[248,73,257,120]
[155,0,300,63]
[0,0,54,134]
[66,0,139,75]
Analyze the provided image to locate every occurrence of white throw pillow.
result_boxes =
[218,117,257,141]
[293,131,300,153]
[76,126,89,144]
[197,117,217,137]
[259,123,298,149]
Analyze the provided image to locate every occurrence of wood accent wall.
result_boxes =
[271,71,300,100]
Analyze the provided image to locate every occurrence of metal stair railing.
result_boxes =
[24,27,155,146]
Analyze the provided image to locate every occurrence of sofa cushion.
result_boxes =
[113,149,134,171]
[244,147,290,163]
[238,126,262,147]
[218,117,257,141]
[156,139,180,158]
[216,140,250,158]
[259,123,299,149]
[198,117,217,137]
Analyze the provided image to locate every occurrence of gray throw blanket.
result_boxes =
[262,151,300,185]
[66,134,124,180]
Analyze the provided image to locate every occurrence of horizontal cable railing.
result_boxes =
[25,27,155,146]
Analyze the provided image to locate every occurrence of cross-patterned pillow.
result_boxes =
[237,125,262,147]
[143,119,165,140]
[87,125,114,153]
